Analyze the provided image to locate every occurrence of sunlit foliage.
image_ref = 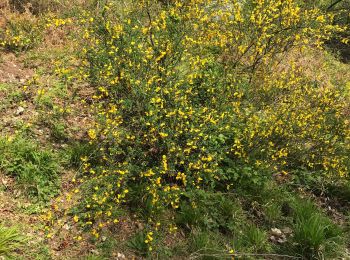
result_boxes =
[47,0,349,251]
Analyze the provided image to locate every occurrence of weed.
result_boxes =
[0,136,59,201]
[0,83,11,92]
[176,191,244,233]
[187,230,225,260]
[67,141,97,168]
[0,225,26,257]
[286,200,345,259]
[0,12,43,52]
[8,90,25,103]
[263,203,282,225]
[96,237,118,258]
[232,225,271,254]
[127,231,149,257]
[50,121,67,141]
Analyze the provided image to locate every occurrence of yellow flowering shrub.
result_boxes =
[0,12,43,52]
[238,63,349,177]
[68,0,349,249]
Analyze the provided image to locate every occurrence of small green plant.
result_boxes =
[244,226,269,253]
[233,225,270,254]
[68,141,97,168]
[0,83,11,92]
[176,191,244,233]
[0,136,59,201]
[8,90,25,103]
[0,225,26,257]
[187,230,224,260]
[49,121,67,141]
[127,231,149,257]
[263,203,282,224]
[291,200,344,259]
[96,237,119,259]
[84,255,107,260]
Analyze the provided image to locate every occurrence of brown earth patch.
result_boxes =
[0,53,34,83]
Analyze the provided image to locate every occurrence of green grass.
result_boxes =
[187,230,225,260]
[0,136,59,201]
[290,200,344,259]
[172,182,347,259]
[127,231,149,257]
[0,225,26,257]
[67,141,98,168]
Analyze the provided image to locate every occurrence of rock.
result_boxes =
[271,228,282,236]
[63,224,71,230]
[13,189,21,197]
[282,227,293,234]
[1,178,8,187]
[270,227,291,244]
[277,236,287,243]
[90,249,99,255]
[117,253,126,259]
[15,106,25,115]
[136,222,144,229]
[270,233,287,244]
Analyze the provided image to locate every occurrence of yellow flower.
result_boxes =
[88,129,97,139]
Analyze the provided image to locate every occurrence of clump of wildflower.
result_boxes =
[0,13,43,52]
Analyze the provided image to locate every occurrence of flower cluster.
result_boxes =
[0,12,43,51]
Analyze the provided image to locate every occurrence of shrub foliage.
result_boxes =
[64,0,349,250]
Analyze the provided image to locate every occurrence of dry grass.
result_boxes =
[0,0,90,15]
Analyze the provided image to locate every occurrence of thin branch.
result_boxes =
[327,0,344,11]
[146,9,155,48]
[189,249,301,260]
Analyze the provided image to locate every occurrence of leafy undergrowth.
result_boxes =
[0,0,349,259]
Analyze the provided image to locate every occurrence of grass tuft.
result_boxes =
[0,225,26,257]
[291,200,344,259]
[0,136,59,201]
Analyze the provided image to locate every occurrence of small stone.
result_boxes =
[136,222,144,229]
[63,224,71,230]
[277,236,287,243]
[15,106,25,115]
[14,189,21,197]
[1,178,8,187]
[90,249,99,255]
[117,253,126,259]
[271,228,282,236]
[282,227,293,234]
